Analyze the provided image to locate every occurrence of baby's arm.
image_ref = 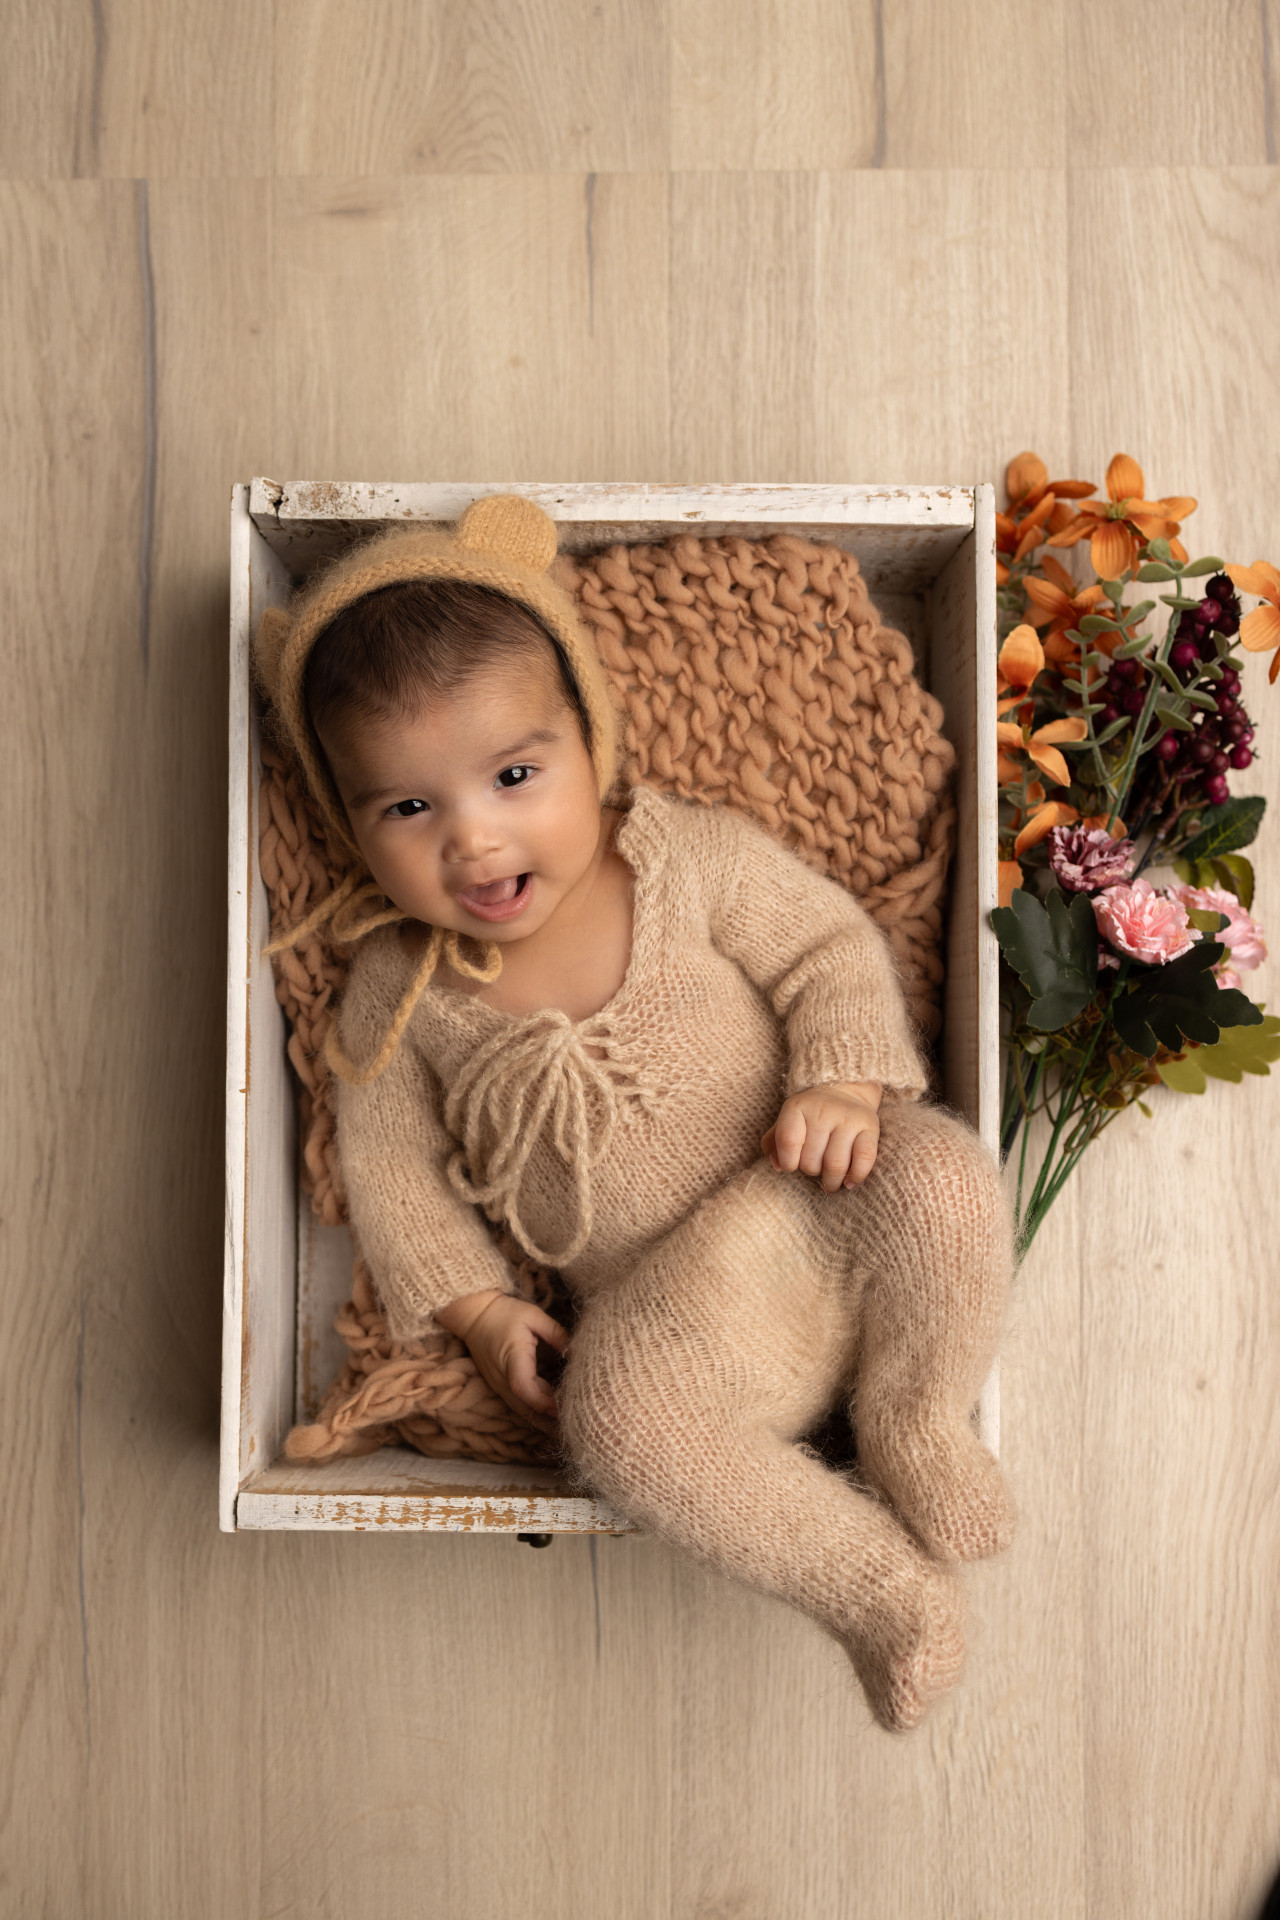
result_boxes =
[334,948,528,1341]
[697,805,927,1186]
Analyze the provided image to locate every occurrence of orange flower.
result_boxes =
[998,860,1025,907]
[998,453,1098,581]
[996,623,1044,708]
[1014,800,1079,856]
[1022,555,1111,665]
[1225,560,1280,684]
[1047,453,1196,579]
[997,716,1088,788]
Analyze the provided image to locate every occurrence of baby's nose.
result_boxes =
[442,817,503,861]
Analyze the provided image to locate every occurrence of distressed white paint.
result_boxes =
[222,486,297,1529]
[248,479,974,592]
[926,484,1000,1456]
[225,480,999,1532]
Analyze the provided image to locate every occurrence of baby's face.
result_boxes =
[319,654,604,943]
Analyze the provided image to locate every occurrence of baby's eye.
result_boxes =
[385,798,427,818]
[496,764,535,789]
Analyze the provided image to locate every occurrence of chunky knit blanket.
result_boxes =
[259,534,956,1466]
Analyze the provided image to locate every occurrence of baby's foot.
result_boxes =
[863,1423,1016,1565]
[841,1561,966,1732]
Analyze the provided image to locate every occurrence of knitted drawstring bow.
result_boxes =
[443,1010,656,1268]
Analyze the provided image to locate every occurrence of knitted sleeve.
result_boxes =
[332,942,521,1342]
[693,802,929,1100]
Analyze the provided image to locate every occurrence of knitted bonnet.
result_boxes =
[254,492,619,852]
[254,494,620,1084]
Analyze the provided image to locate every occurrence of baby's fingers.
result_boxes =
[528,1306,571,1354]
[769,1105,810,1173]
[796,1117,835,1182]
[507,1337,559,1422]
[843,1125,880,1187]
[819,1123,858,1193]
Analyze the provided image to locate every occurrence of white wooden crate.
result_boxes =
[222,482,998,1534]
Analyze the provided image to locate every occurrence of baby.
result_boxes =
[257,494,1015,1732]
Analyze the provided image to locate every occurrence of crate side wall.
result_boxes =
[225,509,301,1520]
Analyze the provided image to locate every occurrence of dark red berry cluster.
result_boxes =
[1124,574,1254,816]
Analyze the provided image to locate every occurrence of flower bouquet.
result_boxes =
[991,451,1280,1258]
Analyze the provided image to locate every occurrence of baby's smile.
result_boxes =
[453,872,534,923]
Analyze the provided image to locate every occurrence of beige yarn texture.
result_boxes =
[259,533,957,1465]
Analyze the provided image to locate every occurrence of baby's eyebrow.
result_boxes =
[345,782,403,813]
[487,727,562,764]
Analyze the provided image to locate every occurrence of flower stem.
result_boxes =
[1017,966,1130,1242]
[1104,596,1183,832]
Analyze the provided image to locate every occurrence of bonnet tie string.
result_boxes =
[443,1011,654,1269]
[262,870,502,1087]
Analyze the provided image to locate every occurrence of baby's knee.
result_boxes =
[882,1103,1007,1229]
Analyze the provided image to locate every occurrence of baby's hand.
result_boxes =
[761,1081,883,1192]
[434,1289,569,1436]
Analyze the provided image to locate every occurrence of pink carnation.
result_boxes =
[1048,824,1136,892]
[1092,878,1197,965]
[1170,884,1267,973]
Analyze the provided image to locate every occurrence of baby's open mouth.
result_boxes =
[455,872,533,923]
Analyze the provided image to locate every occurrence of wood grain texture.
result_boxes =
[882,0,1068,168]
[1065,164,1280,1920]
[0,0,272,179]
[669,0,879,170]
[274,0,670,175]
[4,2,1280,1912]
[1068,0,1270,166]
[271,172,671,482]
[669,168,1071,485]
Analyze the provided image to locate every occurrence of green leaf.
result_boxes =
[1211,853,1255,910]
[1156,1014,1280,1092]
[1100,576,1129,600]
[1125,600,1157,621]
[991,887,1099,1031]
[1137,561,1178,581]
[1146,538,1175,563]
[1112,943,1263,1057]
[1159,594,1202,610]
[1079,614,1119,635]
[1154,703,1194,732]
[1152,657,1186,692]
[1093,715,1132,745]
[1180,556,1225,577]
[1115,634,1152,659]
[1179,796,1267,861]
[1185,908,1229,934]
[1184,688,1219,711]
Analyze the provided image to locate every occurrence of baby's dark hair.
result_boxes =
[303,579,590,746]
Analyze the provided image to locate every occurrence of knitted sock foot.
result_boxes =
[839,1559,967,1733]
[861,1419,1016,1565]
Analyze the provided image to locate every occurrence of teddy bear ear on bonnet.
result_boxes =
[252,492,619,855]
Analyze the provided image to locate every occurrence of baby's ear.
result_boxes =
[455,494,558,574]
[254,604,293,701]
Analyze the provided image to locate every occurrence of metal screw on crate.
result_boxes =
[517,1533,555,1549]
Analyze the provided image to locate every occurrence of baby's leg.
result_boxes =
[559,1164,965,1732]
[848,1099,1016,1565]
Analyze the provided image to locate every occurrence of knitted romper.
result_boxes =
[335,784,1015,1729]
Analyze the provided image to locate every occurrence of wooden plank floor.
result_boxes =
[3,6,1279,1915]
